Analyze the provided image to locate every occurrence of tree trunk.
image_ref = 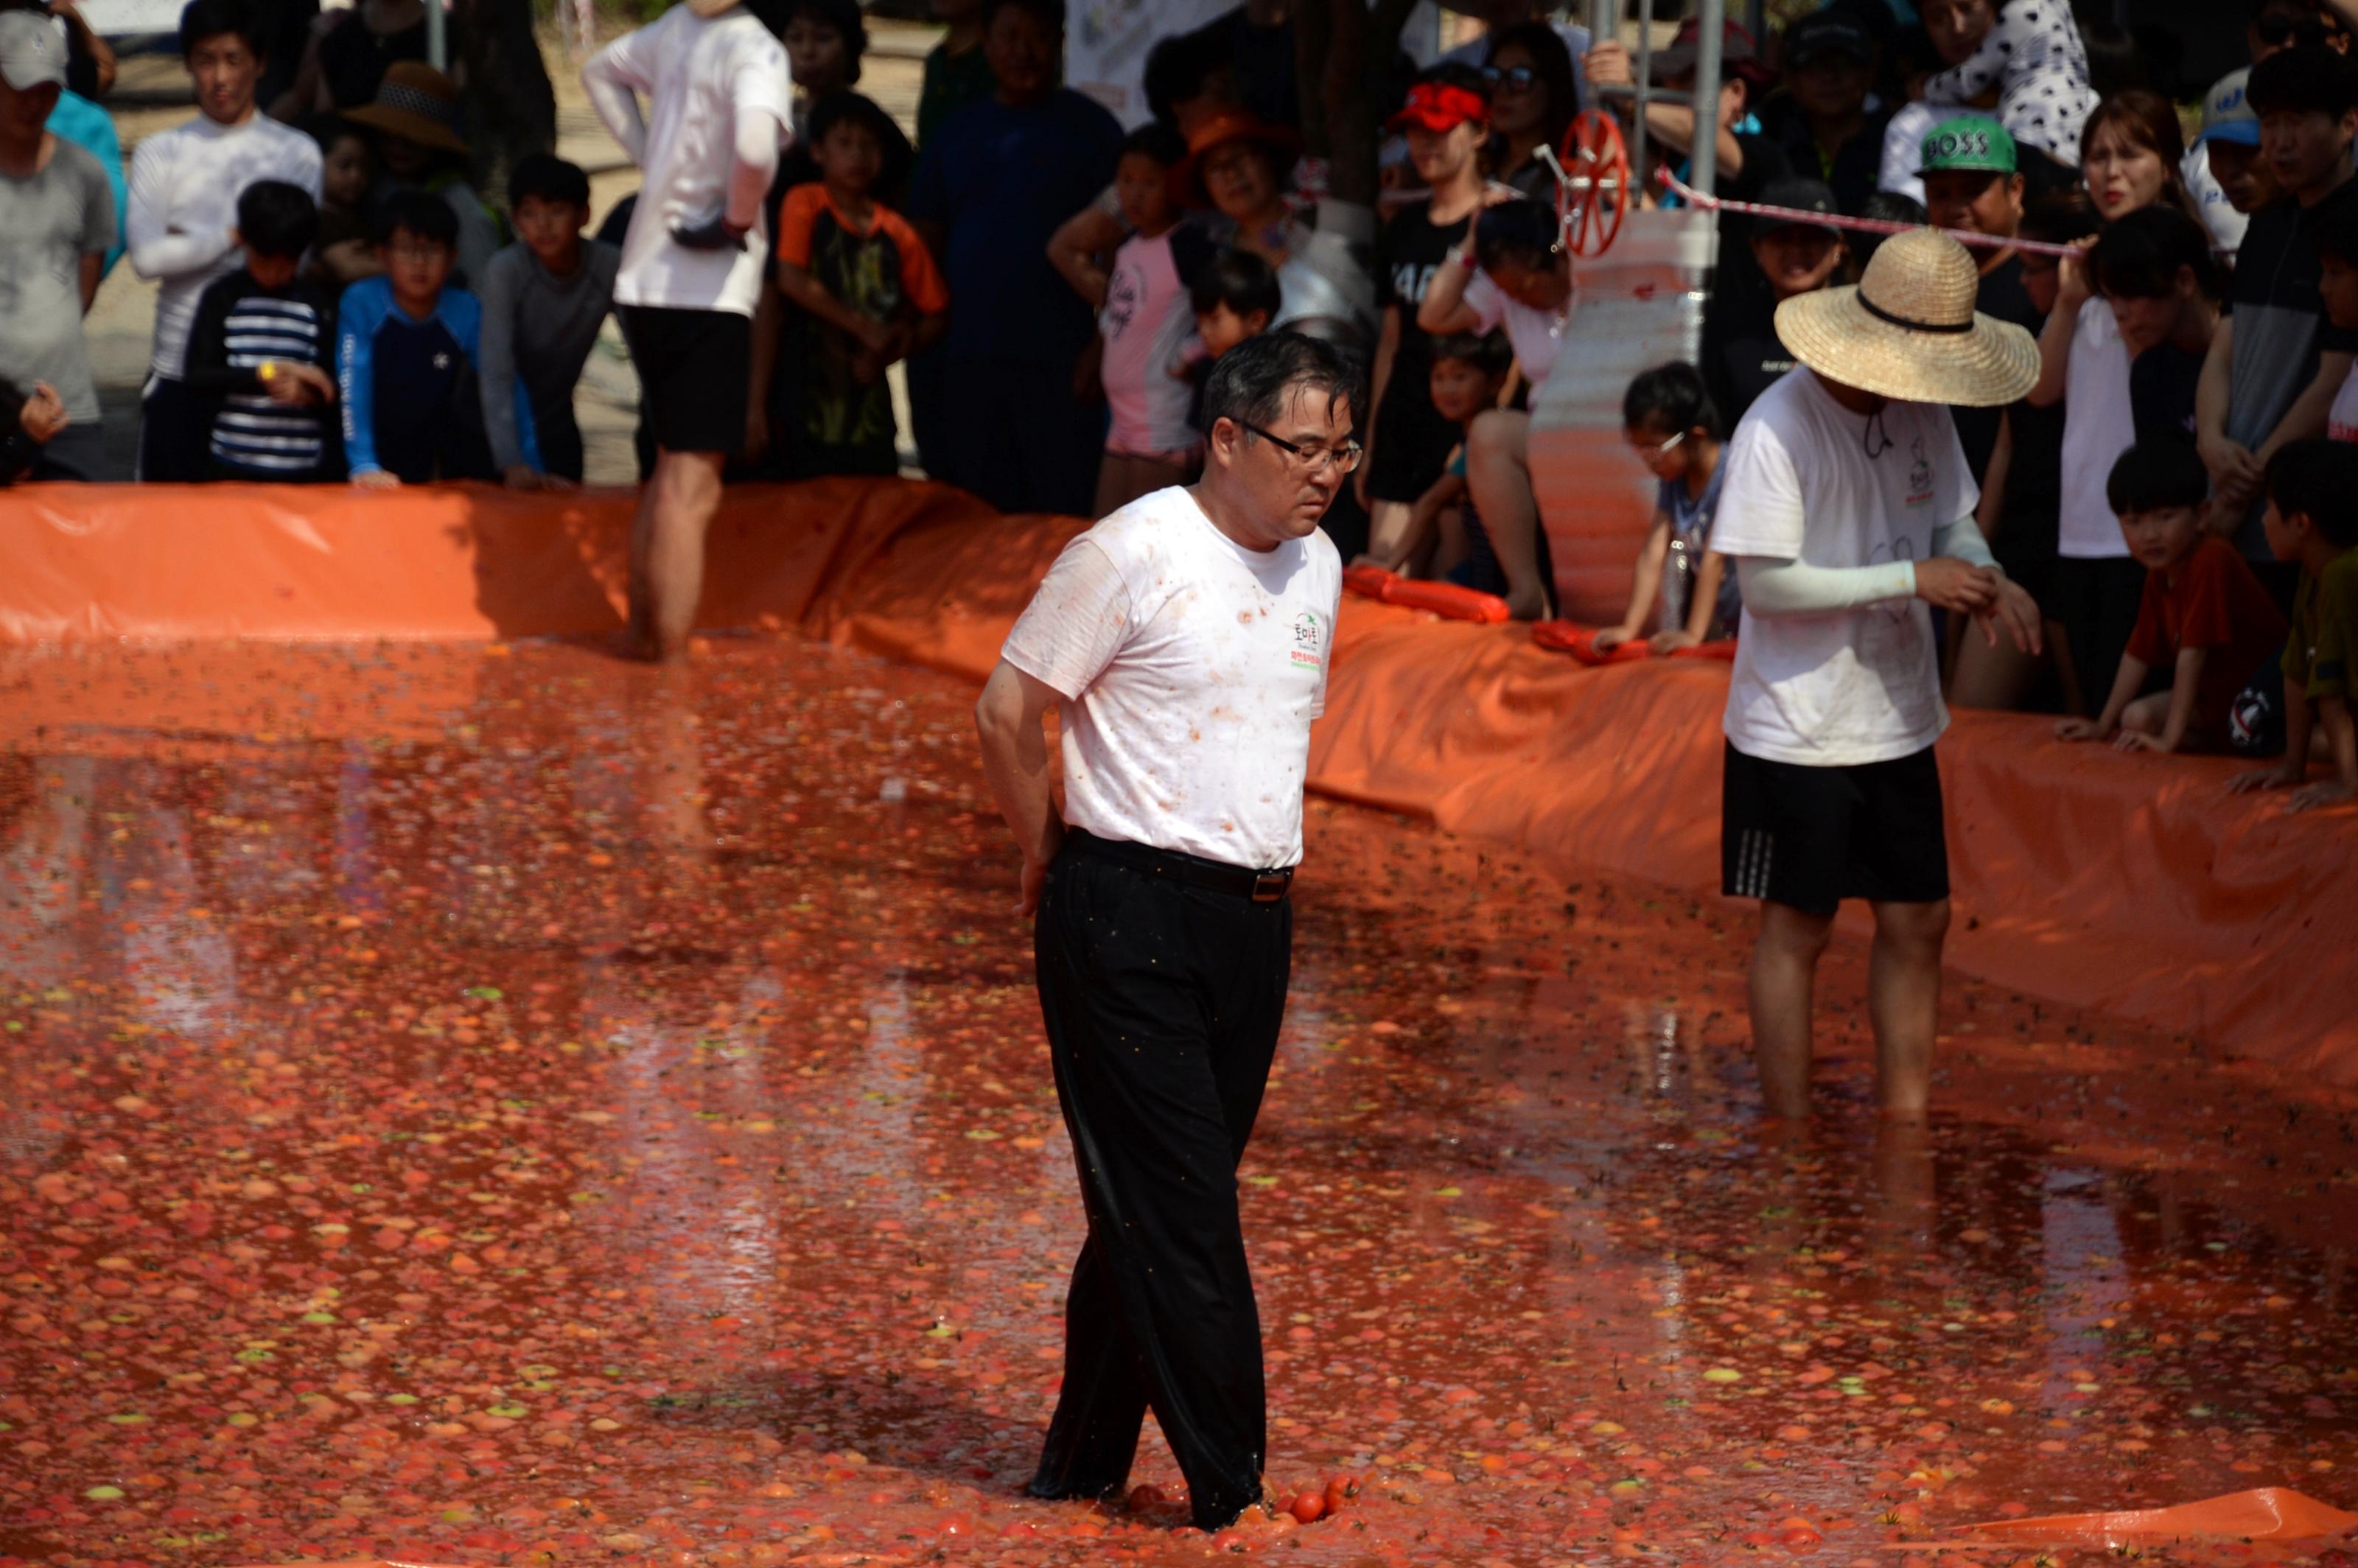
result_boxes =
[1301,0,1426,209]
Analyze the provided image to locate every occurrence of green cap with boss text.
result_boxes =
[1917,116,2017,177]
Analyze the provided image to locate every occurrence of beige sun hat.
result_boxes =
[1773,228,2040,408]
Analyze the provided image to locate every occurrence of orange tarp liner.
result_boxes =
[1949,1488,2358,1547]
[4,479,2354,1079]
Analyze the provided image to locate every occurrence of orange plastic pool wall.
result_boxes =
[7,478,2351,1081]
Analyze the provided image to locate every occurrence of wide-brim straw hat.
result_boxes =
[1774,228,2040,408]
[343,60,469,156]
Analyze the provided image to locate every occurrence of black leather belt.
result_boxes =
[1065,828,1295,903]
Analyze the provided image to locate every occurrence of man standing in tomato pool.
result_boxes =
[582,0,789,661]
[974,332,1353,1532]
[1713,231,2044,1122]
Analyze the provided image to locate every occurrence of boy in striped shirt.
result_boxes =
[184,180,340,480]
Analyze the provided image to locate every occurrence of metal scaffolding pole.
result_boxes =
[1686,0,1724,201]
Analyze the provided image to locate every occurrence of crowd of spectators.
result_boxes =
[0,0,2351,804]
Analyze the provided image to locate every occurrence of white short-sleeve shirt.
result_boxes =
[1464,267,1567,389]
[2057,297,2135,560]
[1714,368,1978,766]
[592,4,791,317]
[1001,486,1343,869]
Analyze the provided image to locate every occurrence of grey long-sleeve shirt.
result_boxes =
[477,238,622,473]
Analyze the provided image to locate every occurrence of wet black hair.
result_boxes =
[2105,438,2211,517]
[808,90,899,153]
[2091,203,2225,301]
[2246,38,2358,119]
[1473,198,1560,273]
[1201,329,1362,437]
[1622,361,1721,441]
[179,0,261,58]
[2312,183,2358,266]
[1119,121,1188,167]
[1430,330,1512,378]
[2266,438,2358,544]
[508,152,590,211]
[373,189,459,250]
[1189,248,1281,321]
[237,179,318,259]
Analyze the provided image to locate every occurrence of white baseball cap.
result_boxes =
[0,10,68,93]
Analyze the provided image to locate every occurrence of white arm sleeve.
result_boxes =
[1734,555,1918,617]
[1932,512,1999,571]
[581,38,648,166]
[726,104,781,231]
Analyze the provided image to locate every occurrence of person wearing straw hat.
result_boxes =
[583,0,791,662]
[343,61,500,292]
[1712,228,2044,1123]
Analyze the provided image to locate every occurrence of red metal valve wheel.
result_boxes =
[1556,109,1631,258]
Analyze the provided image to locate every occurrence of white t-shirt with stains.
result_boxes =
[1714,368,1976,766]
[1002,485,1342,870]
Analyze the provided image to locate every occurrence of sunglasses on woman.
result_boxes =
[1483,63,1539,91]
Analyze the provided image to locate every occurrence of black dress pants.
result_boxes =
[1029,831,1292,1530]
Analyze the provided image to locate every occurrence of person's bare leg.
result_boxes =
[644,448,724,664]
[1365,499,1413,563]
[1948,626,2040,711]
[626,478,661,657]
[1750,900,1833,1120]
[1866,898,1948,1121]
[2116,692,2170,737]
[1463,410,1553,621]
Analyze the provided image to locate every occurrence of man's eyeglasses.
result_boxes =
[1483,63,1539,91]
[1239,420,1363,474]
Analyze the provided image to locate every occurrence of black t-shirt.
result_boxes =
[1713,312,1799,427]
[1954,255,2043,479]
[1757,97,1893,216]
[2130,340,2205,446]
[321,13,427,112]
[1377,200,1470,333]
[1959,256,2063,567]
[1369,199,1473,483]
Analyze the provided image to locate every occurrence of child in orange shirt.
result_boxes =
[2056,439,2289,753]
[773,91,948,477]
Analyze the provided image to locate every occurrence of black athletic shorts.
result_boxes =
[1721,741,1949,917]
[618,304,752,457]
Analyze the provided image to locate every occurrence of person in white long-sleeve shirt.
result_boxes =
[126,0,321,480]
[582,0,791,662]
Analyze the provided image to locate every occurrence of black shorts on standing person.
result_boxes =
[1722,743,1948,917]
[620,306,753,456]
